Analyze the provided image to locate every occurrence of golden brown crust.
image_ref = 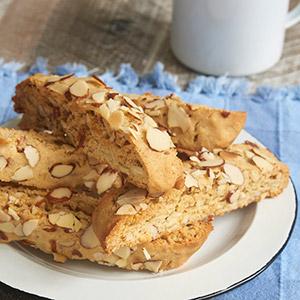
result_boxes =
[131,93,247,151]
[13,74,183,194]
[92,142,289,253]
[0,185,212,272]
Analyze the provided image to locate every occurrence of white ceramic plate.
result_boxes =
[0,119,297,300]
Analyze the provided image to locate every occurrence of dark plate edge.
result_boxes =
[191,178,298,300]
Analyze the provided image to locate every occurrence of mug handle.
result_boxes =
[286,2,300,28]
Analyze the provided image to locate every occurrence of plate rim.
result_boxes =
[0,119,297,299]
[192,178,298,299]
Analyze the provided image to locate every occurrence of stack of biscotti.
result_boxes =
[0,73,288,273]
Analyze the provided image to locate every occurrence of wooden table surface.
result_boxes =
[0,0,299,299]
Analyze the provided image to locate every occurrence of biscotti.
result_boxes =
[92,142,289,252]
[0,128,124,194]
[13,74,183,195]
[0,185,212,272]
[130,93,247,151]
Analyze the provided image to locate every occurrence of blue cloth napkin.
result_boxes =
[0,58,299,300]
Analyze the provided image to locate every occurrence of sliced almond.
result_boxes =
[108,110,124,130]
[23,219,39,236]
[49,163,75,178]
[56,213,74,229]
[0,156,8,171]
[8,207,20,221]
[144,260,162,273]
[223,164,244,185]
[245,150,255,160]
[252,156,273,172]
[48,213,61,225]
[80,225,100,249]
[47,187,72,203]
[99,103,110,120]
[116,188,147,206]
[115,259,128,268]
[96,170,118,195]
[219,151,240,161]
[228,190,241,203]
[144,99,165,109]
[24,145,40,167]
[252,148,277,163]
[146,127,173,151]
[69,80,89,97]
[0,222,15,233]
[143,115,157,128]
[184,173,199,188]
[190,156,201,163]
[11,165,34,181]
[115,204,137,215]
[196,158,224,168]
[200,151,215,161]
[92,91,106,103]
[131,262,143,271]
[0,209,11,222]
[14,223,24,237]
[167,102,192,132]
[142,247,151,260]
[113,246,131,259]
[84,181,94,189]
[83,170,99,181]
[123,96,139,109]
[106,99,121,112]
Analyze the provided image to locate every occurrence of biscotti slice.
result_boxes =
[130,93,247,151]
[92,141,289,252]
[0,185,212,272]
[13,74,183,195]
[0,127,124,194]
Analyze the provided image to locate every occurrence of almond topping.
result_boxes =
[0,222,15,233]
[184,173,199,188]
[69,80,89,97]
[24,145,40,167]
[96,171,118,195]
[252,148,277,163]
[167,103,192,132]
[14,224,24,237]
[131,262,143,271]
[99,103,110,120]
[113,246,131,259]
[144,260,162,273]
[11,165,34,181]
[49,163,75,178]
[80,225,100,249]
[92,91,106,103]
[115,259,127,268]
[108,110,124,130]
[115,204,137,215]
[84,181,94,189]
[47,187,72,203]
[0,156,8,171]
[146,127,173,151]
[0,209,11,222]
[23,219,39,236]
[106,99,121,112]
[228,190,241,203]
[196,158,225,168]
[8,207,20,221]
[252,156,273,172]
[49,212,82,232]
[219,151,240,161]
[83,170,99,181]
[116,188,147,206]
[142,247,151,260]
[223,163,244,185]
[123,96,139,109]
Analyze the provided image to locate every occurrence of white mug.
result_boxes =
[171,0,300,76]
